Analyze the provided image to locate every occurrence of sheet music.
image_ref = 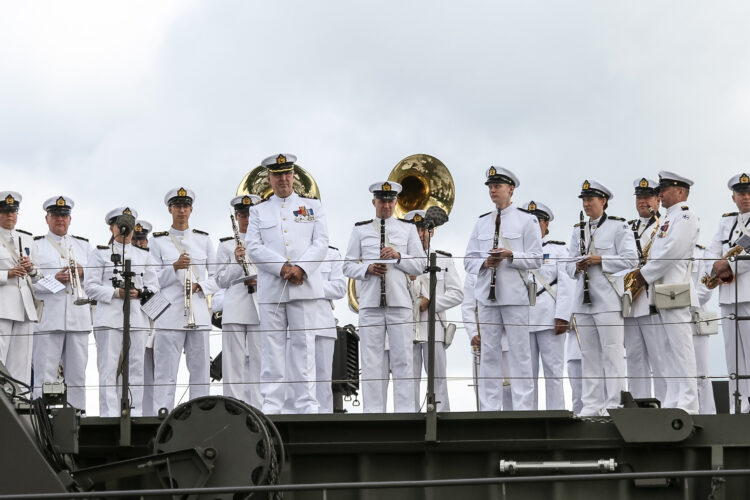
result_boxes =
[141,292,171,321]
[38,274,66,293]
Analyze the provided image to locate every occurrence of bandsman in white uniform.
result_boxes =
[343,181,426,413]
[32,196,93,410]
[628,171,699,413]
[522,201,573,410]
[705,172,750,413]
[215,194,262,407]
[691,243,716,414]
[403,209,463,412]
[132,220,157,416]
[150,188,219,412]
[566,180,637,416]
[246,154,329,414]
[623,178,667,403]
[465,167,542,411]
[84,208,159,417]
[0,192,40,386]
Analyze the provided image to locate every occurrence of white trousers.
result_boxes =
[577,311,626,416]
[624,315,667,402]
[477,304,533,411]
[316,336,336,413]
[143,346,154,416]
[651,307,698,413]
[32,329,89,410]
[222,323,262,408]
[529,329,565,410]
[502,350,513,410]
[359,306,416,413]
[259,301,318,414]
[153,328,210,412]
[94,327,147,417]
[413,341,450,411]
[0,319,33,387]
[721,303,750,413]
[692,333,716,414]
[567,359,583,414]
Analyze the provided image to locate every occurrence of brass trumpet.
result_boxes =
[68,246,91,306]
[183,265,197,329]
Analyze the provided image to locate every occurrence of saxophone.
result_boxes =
[624,208,660,301]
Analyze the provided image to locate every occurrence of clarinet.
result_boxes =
[579,210,592,304]
[488,209,501,301]
[230,213,255,293]
[379,217,387,307]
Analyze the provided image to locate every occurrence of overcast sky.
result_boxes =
[2,1,748,413]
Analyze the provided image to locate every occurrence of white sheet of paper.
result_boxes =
[38,274,66,293]
[141,292,171,321]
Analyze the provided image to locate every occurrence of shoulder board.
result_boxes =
[16,229,31,236]
[97,245,109,250]
[435,249,452,257]
[192,229,208,235]
[723,212,738,217]
[72,235,88,242]
[298,194,314,200]
[479,211,491,218]
[153,231,168,237]
[328,245,338,251]
[355,219,373,226]
[548,240,566,246]
[397,218,411,223]
[257,197,269,204]
[574,222,583,227]
[34,235,44,240]
[133,245,149,251]
[219,236,234,242]
[607,216,626,221]
[627,219,636,225]
[681,206,689,211]
[696,244,706,250]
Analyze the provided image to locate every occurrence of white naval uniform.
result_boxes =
[623,216,667,403]
[0,228,39,386]
[343,216,426,413]
[32,232,93,410]
[215,235,262,407]
[705,211,750,412]
[149,228,219,412]
[412,250,463,412]
[640,204,700,413]
[691,245,716,414]
[566,214,638,416]
[528,238,574,410]
[84,243,159,417]
[246,193,329,414]
[465,204,542,411]
[565,329,583,414]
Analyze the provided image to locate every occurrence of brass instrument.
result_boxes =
[68,246,90,306]
[230,212,256,293]
[183,265,197,329]
[701,245,746,289]
[347,154,455,311]
[410,275,424,343]
[624,208,660,301]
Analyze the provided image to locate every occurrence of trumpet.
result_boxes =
[701,245,746,289]
[68,246,91,306]
[183,265,197,329]
[410,275,424,343]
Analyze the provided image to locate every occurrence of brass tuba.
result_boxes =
[347,154,455,312]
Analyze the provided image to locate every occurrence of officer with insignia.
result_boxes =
[31,196,93,410]
[623,178,667,403]
[245,154,330,414]
[343,181,426,413]
[150,188,219,412]
[132,219,157,415]
[465,167,543,411]
[0,191,40,386]
[566,180,638,416]
[403,209,463,412]
[84,207,159,417]
[628,171,699,413]
[215,194,262,407]
[705,173,750,412]
[522,200,574,410]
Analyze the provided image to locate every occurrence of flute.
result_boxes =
[379,217,387,307]
[488,209,500,301]
[579,211,592,304]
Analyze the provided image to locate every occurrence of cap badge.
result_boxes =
[382,182,392,191]
[123,207,132,215]
[488,167,497,177]
[56,196,66,206]
[241,196,252,205]
[135,224,143,232]
[5,195,14,205]
[276,154,287,165]
[414,214,423,222]
[639,178,648,188]
[177,187,187,197]
[528,201,537,211]
[741,174,749,184]
[582,180,590,190]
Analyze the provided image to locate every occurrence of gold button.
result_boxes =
[284,230,287,233]
[286,242,289,246]
[283,217,286,221]
[282,204,285,208]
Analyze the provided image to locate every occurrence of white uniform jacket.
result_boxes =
[214,235,260,325]
[464,204,543,306]
[566,215,638,314]
[343,216,426,309]
[314,246,346,339]
[0,228,39,322]
[705,211,750,305]
[84,243,159,330]
[412,250,464,343]
[246,194,329,304]
[625,215,660,318]
[640,204,700,307]
[33,232,93,332]
[149,228,219,329]
[461,273,479,341]
[529,238,575,333]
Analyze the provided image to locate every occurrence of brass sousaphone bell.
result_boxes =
[347,154,455,312]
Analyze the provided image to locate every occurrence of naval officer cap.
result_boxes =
[43,195,75,215]
[633,178,659,196]
[484,166,519,187]
[134,220,152,238]
[231,194,262,212]
[164,187,195,207]
[521,200,554,221]
[369,181,402,200]
[262,153,297,174]
[0,191,22,212]
[105,207,138,225]
[403,209,427,226]
[658,171,693,189]
[578,179,613,200]
[728,173,750,193]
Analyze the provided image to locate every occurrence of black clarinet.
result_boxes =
[579,210,592,304]
[379,217,387,308]
[488,209,501,301]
